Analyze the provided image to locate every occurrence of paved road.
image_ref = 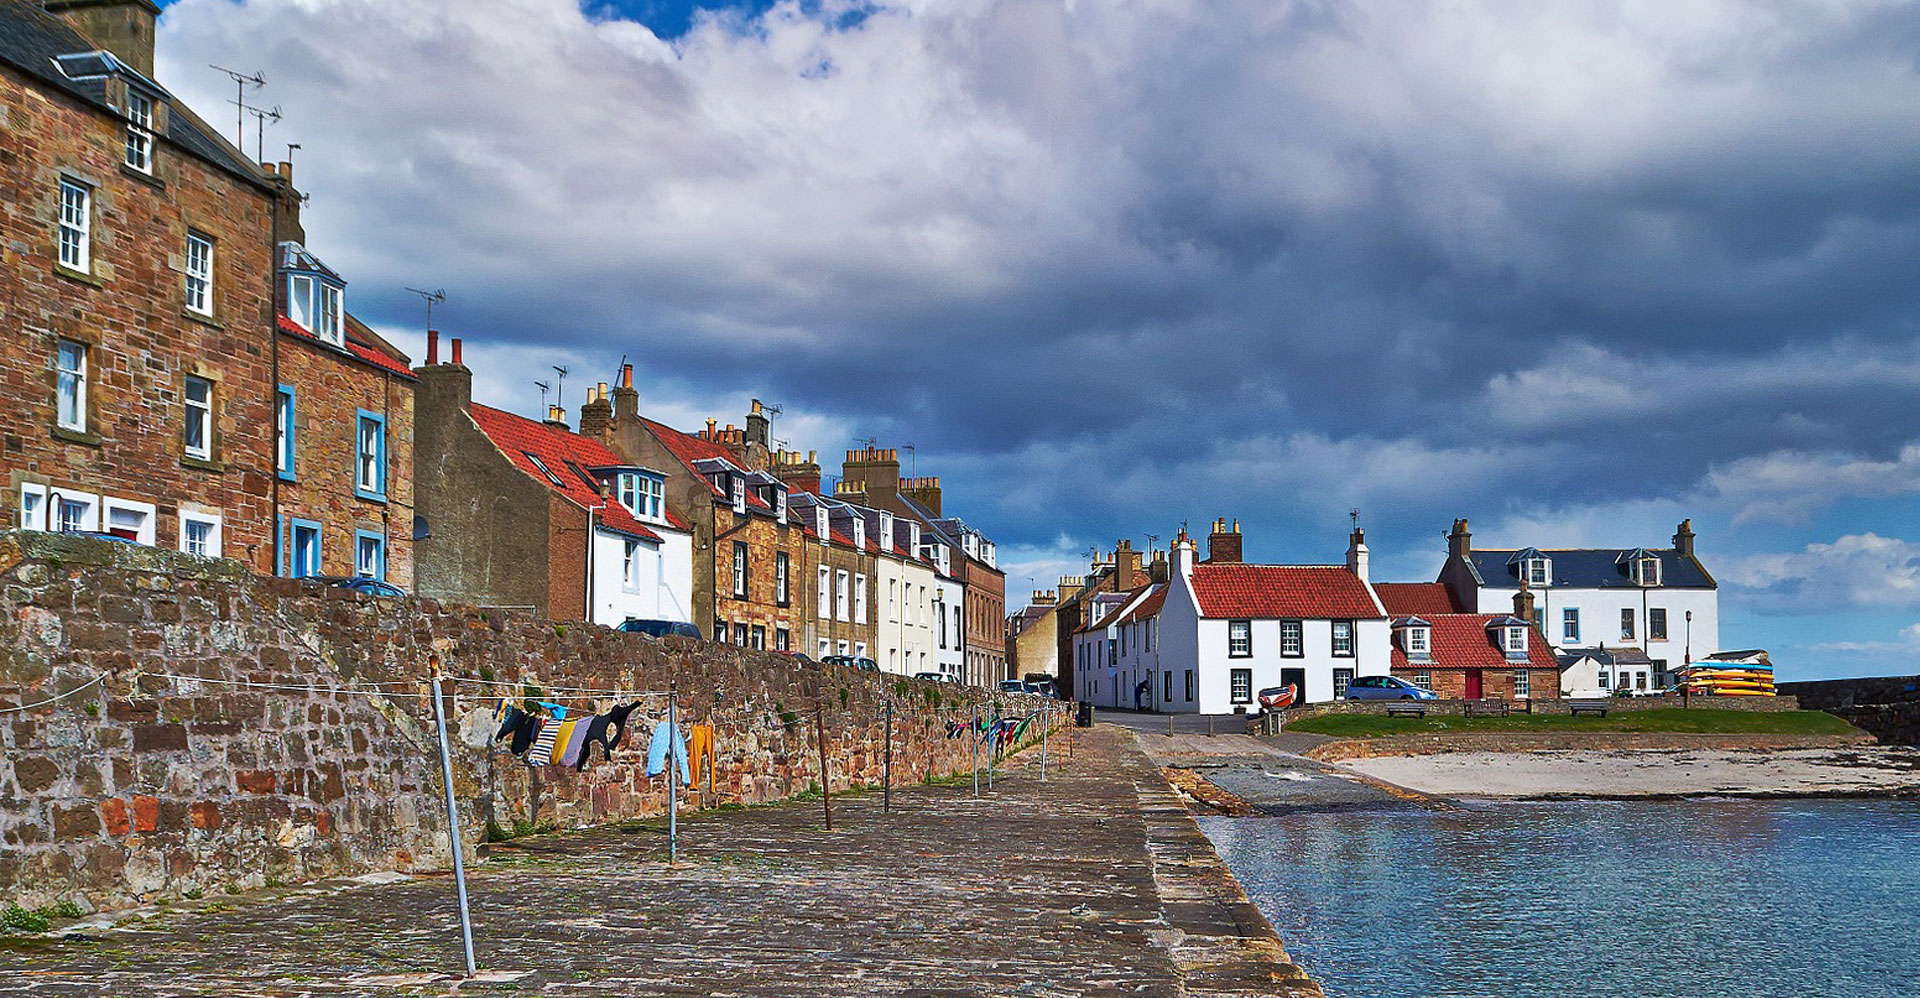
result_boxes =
[0,726,1322,997]
[1103,713,1431,816]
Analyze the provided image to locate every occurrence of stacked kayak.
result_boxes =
[1678,662,1775,696]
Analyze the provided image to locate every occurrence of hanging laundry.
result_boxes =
[557,718,592,768]
[573,701,644,771]
[508,712,540,756]
[686,723,715,786]
[542,718,579,766]
[536,701,567,721]
[526,716,561,764]
[491,699,523,742]
[646,720,691,783]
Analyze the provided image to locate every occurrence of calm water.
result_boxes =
[1199,799,1920,998]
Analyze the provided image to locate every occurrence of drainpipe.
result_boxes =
[584,504,598,625]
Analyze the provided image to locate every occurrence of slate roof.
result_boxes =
[1556,646,1655,668]
[276,314,418,380]
[1392,615,1561,672]
[640,418,781,513]
[1373,582,1464,616]
[469,403,686,541]
[1466,548,1715,590]
[0,2,265,183]
[1188,564,1385,620]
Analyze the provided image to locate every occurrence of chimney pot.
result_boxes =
[450,338,463,365]
[427,329,439,365]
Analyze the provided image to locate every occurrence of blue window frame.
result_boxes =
[354,408,386,501]
[277,385,297,481]
[354,529,387,581]
[282,517,322,578]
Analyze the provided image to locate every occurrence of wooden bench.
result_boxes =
[1385,702,1428,718]
[1569,698,1610,717]
[1463,698,1509,718]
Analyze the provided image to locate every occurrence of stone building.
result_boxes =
[1007,589,1059,687]
[411,352,693,623]
[269,209,417,586]
[836,446,1008,686]
[1048,539,1155,696]
[3,0,277,569]
[590,369,810,650]
[787,492,881,661]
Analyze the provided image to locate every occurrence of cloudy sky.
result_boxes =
[152,0,1920,680]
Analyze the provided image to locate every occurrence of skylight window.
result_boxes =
[523,452,563,487]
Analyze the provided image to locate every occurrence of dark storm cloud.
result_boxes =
[155,0,1920,585]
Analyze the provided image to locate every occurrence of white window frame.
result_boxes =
[835,569,850,622]
[355,414,384,497]
[852,518,865,549]
[854,574,868,624]
[879,512,893,551]
[732,541,748,598]
[1650,607,1668,641]
[1280,619,1303,657]
[1405,626,1429,656]
[1525,557,1550,587]
[837,639,851,656]
[1331,620,1355,657]
[58,178,90,271]
[318,282,342,345]
[51,490,100,533]
[817,566,831,618]
[183,375,213,460]
[288,274,345,346]
[1230,668,1252,704]
[639,473,664,521]
[101,496,155,545]
[1636,556,1662,587]
[855,641,868,659]
[1506,625,1529,655]
[179,510,223,558]
[818,637,831,658]
[355,533,386,580]
[56,339,88,432]
[1413,669,1432,691]
[1228,619,1251,657]
[124,91,154,173]
[1513,669,1531,699]
[817,508,830,545]
[617,472,639,515]
[730,477,746,514]
[18,483,49,531]
[184,232,214,315]
[775,551,790,605]
[623,538,642,593]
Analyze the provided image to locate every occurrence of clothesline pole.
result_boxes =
[987,705,996,791]
[668,684,679,865]
[883,700,893,814]
[816,703,832,831]
[971,703,979,798]
[1040,703,1049,782]
[428,666,478,978]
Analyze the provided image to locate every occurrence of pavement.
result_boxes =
[1346,745,1920,798]
[0,725,1322,997]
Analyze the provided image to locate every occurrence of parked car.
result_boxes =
[775,650,818,667]
[913,671,956,684]
[1023,681,1056,698]
[997,679,1028,694]
[316,575,408,598]
[1343,675,1438,701]
[617,618,702,639]
[822,655,879,672]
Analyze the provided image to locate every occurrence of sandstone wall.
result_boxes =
[1779,676,1920,745]
[0,532,1049,911]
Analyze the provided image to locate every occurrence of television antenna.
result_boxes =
[1146,532,1160,552]
[551,366,569,409]
[233,100,281,164]
[903,442,917,478]
[763,402,784,418]
[1350,508,1361,530]
[404,287,447,330]
[534,380,551,410]
[209,65,264,147]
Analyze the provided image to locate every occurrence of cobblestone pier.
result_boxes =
[1,726,1320,997]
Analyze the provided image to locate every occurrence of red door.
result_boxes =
[1464,670,1484,699]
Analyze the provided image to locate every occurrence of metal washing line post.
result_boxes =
[428,662,477,978]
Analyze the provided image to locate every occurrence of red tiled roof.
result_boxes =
[277,314,417,380]
[1390,615,1560,671]
[638,417,775,511]
[1373,582,1465,617]
[469,403,675,541]
[1188,564,1384,619]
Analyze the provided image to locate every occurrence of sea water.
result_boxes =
[1199,799,1920,998]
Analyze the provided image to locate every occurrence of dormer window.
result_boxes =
[288,273,343,346]
[852,518,865,549]
[909,523,921,553]
[616,471,665,523]
[1525,556,1551,587]
[774,488,788,524]
[1397,619,1432,660]
[880,512,894,550]
[124,91,154,173]
[816,507,830,545]
[1503,625,1528,660]
[730,477,745,513]
[1634,555,1661,587]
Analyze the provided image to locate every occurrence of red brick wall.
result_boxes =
[273,337,415,587]
[965,561,1007,683]
[1,63,277,569]
[1395,668,1563,701]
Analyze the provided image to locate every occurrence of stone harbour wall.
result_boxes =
[1272,692,1800,728]
[1780,676,1920,745]
[0,531,1053,911]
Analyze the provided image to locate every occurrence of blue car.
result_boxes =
[324,576,408,598]
[1343,675,1438,701]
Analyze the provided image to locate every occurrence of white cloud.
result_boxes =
[1701,444,1920,525]
[1725,533,1920,614]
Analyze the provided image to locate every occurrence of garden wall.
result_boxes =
[0,532,1046,912]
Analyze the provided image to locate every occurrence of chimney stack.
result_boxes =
[1513,578,1536,624]
[746,399,769,448]
[611,363,638,423]
[1172,530,1198,579]
[47,1,160,77]
[1674,518,1696,560]
[1346,526,1370,583]
[1448,518,1472,559]
[1115,539,1143,587]
[578,382,612,439]
[1206,517,1243,564]
[426,330,439,365]
[544,404,568,430]
[1149,547,1170,584]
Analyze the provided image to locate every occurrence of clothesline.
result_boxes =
[0,672,106,714]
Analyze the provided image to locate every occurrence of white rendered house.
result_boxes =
[1437,518,1719,687]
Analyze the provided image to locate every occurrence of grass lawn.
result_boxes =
[1285,708,1859,739]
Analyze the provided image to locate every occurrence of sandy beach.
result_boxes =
[1343,746,1920,798]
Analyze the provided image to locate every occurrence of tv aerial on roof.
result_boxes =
[209,65,264,147]
[405,288,447,331]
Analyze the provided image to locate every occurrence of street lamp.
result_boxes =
[1683,610,1694,709]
